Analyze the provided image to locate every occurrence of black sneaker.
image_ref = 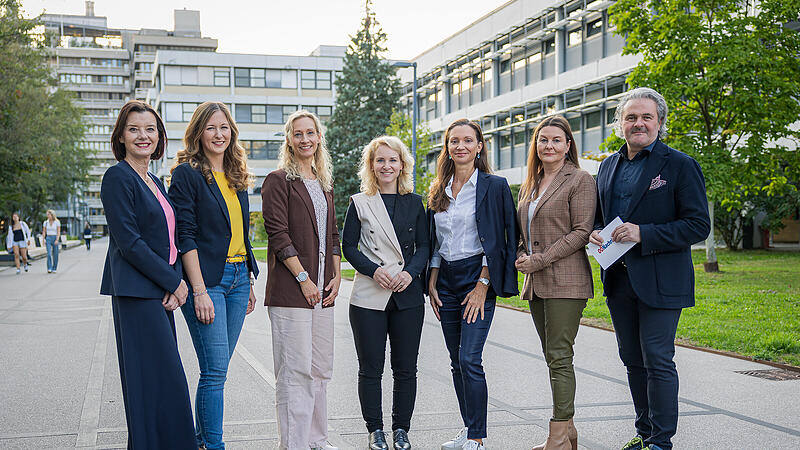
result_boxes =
[393,429,411,450]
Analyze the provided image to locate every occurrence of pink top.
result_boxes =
[154,185,178,265]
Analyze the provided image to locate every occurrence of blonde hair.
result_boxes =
[358,136,414,196]
[171,101,253,191]
[278,110,333,192]
[46,210,58,221]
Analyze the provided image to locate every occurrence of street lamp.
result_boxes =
[391,61,418,192]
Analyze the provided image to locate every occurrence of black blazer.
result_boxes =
[427,170,520,299]
[168,163,258,288]
[100,160,183,298]
[594,139,710,308]
[342,193,430,309]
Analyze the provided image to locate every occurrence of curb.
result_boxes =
[494,301,800,373]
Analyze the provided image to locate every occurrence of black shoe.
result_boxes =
[393,429,411,450]
[369,429,389,450]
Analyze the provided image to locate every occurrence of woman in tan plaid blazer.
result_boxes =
[515,115,596,450]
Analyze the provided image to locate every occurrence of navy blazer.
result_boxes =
[594,139,710,309]
[427,170,520,299]
[168,163,259,288]
[100,160,183,298]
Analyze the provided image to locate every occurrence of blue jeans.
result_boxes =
[181,261,250,450]
[45,235,59,271]
[437,254,496,440]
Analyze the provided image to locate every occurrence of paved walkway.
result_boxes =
[1,239,798,449]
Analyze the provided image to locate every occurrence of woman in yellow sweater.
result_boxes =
[169,101,259,450]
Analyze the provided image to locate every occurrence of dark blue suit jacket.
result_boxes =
[427,170,520,299]
[100,160,183,299]
[168,163,258,288]
[594,140,710,308]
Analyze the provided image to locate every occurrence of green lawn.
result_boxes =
[498,249,800,367]
[251,240,347,263]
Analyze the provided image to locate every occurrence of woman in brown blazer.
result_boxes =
[515,115,596,450]
[261,110,341,450]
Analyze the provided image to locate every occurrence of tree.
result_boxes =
[326,0,400,226]
[608,0,800,270]
[0,0,89,230]
[384,110,434,200]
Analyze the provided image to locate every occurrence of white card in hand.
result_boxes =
[587,216,636,270]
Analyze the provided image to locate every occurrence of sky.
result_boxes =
[20,0,510,60]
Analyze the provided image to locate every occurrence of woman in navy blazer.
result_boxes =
[427,119,519,450]
[100,100,196,449]
[168,101,258,450]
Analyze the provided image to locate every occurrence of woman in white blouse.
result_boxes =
[42,209,61,273]
[427,119,519,450]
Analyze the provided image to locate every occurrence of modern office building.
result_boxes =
[400,0,640,183]
[41,2,217,235]
[148,46,344,210]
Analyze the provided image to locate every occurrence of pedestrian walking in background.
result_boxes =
[427,119,519,450]
[261,110,341,450]
[589,88,710,450]
[7,212,31,274]
[83,222,92,251]
[42,209,60,273]
[100,100,197,449]
[169,101,259,450]
[342,136,430,450]
[515,116,596,450]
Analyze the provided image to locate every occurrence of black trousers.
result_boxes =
[112,296,197,449]
[349,298,425,432]
[605,265,682,450]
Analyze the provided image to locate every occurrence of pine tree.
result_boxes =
[326,0,400,227]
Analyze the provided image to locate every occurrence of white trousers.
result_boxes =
[269,303,334,450]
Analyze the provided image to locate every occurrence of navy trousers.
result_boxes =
[112,296,197,450]
[604,265,682,450]
[437,254,496,440]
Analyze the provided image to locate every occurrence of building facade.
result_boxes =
[148,46,344,211]
[401,0,640,184]
[42,3,217,235]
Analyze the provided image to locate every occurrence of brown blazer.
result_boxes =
[261,169,341,308]
[517,163,596,300]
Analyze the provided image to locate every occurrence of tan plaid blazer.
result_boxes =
[517,163,596,300]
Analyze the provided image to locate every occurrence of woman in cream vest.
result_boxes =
[342,136,430,450]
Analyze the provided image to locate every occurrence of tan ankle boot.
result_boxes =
[531,420,571,450]
[567,418,578,450]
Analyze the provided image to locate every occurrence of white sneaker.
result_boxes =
[462,440,485,450]
[441,427,468,449]
[310,444,338,450]
[16,269,20,274]
[52,269,57,273]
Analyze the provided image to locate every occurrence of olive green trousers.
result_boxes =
[529,296,587,421]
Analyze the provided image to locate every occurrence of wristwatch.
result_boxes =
[478,277,490,286]
[296,271,309,283]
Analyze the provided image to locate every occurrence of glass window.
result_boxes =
[568,28,582,46]
[301,70,316,89]
[182,103,198,122]
[586,18,603,38]
[266,105,282,124]
[282,105,297,122]
[586,110,602,128]
[235,104,251,123]
[234,68,250,87]
[608,84,624,96]
[500,59,510,73]
[544,39,556,54]
[317,71,331,89]
[568,117,581,132]
[250,69,266,87]
[214,67,229,86]
[252,105,266,123]
[513,58,526,73]
[607,108,616,124]
[265,70,282,88]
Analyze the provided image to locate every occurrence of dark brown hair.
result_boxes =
[110,100,167,161]
[428,118,492,212]
[171,101,253,191]
[519,115,579,204]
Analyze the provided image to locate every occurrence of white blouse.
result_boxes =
[431,168,487,268]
